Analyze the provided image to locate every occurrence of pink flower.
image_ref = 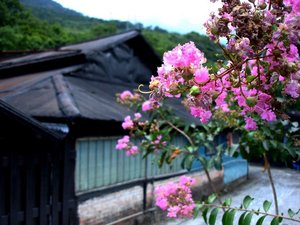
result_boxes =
[126,145,139,156]
[190,107,212,123]
[155,176,196,218]
[116,136,130,150]
[167,206,180,218]
[179,176,196,187]
[120,90,133,100]
[116,136,139,156]
[142,100,153,111]
[117,90,141,105]
[285,82,300,98]
[261,110,276,122]
[279,75,285,81]
[223,12,233,22]
[194,67,210,84]
[244,117,257,130]
[134,113,142,120]
[163,42,206,68]
[122,116,134,129]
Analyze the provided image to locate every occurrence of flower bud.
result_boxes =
[169,84,180,95]
[258,3,267,9]
[246,97,257,107]
[182,72,193,81]
[273,49,281,57]
[149,80,160,90]
[287,62,298,73]
[189,85,200,96]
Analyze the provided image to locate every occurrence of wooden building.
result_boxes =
[0,100,77,225]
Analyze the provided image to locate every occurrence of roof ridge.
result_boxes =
[60,29,140,49]
[52,74,81,117]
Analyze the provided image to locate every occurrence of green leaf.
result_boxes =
[223,198,232,207]
[207,193,217,204]
[193,203,203,218]
[272,24,277,31]
[222,209,236,225]
[213,156,222,170]
[222,210,229,225]
[246,75,256,83]
[290,126,300,133]
[243,196,254,209]
[246,97,257,107]
[158,151,167,168]
[263,200,271,212]
[203,207,209,224]
[198,156,208,169]
[209,208,219,225]
[262,140,270,151]
[244,212,254,225]
[270,217,279,225]
[270,140,278,148]
[183,155,194,170]
[190,85,200,96]
[288,209,296,217]
[255,215,267,225]
[284,145,296,158]
[227,144,239,156]
[187,146,194,153]
[245,64,252,76]
[278,215,283,223]
[238,212,247,225]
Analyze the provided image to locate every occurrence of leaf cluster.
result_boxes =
[236,120,300,164]
[194,194,300,225]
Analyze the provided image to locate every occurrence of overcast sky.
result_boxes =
[53,0,221,34]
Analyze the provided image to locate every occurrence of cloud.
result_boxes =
[54,0,220,34]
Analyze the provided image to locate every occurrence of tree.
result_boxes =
[117,0,300,224]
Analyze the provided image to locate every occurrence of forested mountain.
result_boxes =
[1,0,223,63]
[20,0,103,28]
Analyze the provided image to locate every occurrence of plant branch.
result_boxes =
[264,153,279,215]
[161,117,224,209]
[202,203,300,223]
[203,168,224,207]
[164,119,194,147]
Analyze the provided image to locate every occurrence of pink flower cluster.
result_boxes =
[115,136,139,156]
[121,113,142,130]
[155,176,196,218]
[147,1,300,130]
[117,90,141,105]
[151,134,167,152]
[149,42,215,123]
[142,100,156,111]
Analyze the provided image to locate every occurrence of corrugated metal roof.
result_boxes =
[0,30,198,125]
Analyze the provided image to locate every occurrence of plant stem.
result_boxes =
[263,153,279,215]
[163,118,224,208]
[203,168,224,206]
[164,120,194,147]
[203,203,300,223]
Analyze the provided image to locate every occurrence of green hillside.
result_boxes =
[1,0,223,63]
[20,0,102,28]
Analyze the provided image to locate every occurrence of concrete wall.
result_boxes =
[78,169,224,225]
